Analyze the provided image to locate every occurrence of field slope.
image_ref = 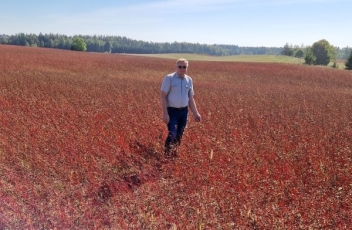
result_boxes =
[1,45,352,229]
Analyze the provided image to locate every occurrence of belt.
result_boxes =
[168,107,187,110]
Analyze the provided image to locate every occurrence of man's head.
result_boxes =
[175,58,188,77]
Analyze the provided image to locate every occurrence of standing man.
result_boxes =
[161,58,201,157]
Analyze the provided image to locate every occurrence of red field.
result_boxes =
[1,45,352,229]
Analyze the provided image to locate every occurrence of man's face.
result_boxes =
[176,61,187,77]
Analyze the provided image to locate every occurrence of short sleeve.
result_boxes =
[188,78,194,97]
[161,76,170,93]
[189,86,194,97]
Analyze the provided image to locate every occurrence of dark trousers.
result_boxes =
[164,107,188,155]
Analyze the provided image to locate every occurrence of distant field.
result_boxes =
[132,53,347,69]
[131,53,305,64]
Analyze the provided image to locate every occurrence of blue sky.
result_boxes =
[1,0,351,47]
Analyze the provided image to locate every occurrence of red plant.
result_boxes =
[0,45,351,229]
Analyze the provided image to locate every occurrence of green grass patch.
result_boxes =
[331,59,347,69]
[132,53,350,69]
[132,53,305,64]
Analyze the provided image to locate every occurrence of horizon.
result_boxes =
[1,0,351,48]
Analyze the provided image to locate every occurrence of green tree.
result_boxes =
[311,39,336,65]
[295,49,304,58]
[71,37,87,51]
[343,47,351,59]
[281,43,294,56]
[104,41,112,53]
[345,50,352,70]
[304,47,316,65]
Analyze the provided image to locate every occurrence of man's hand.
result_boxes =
[194,113,201,122]
[163,114,170,124]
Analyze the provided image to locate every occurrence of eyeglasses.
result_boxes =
[177,66,187,69]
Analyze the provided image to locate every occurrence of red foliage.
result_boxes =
[1,45,352,228]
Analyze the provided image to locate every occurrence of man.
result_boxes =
[161,58,202,157]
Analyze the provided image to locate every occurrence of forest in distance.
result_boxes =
[1,32,351,59]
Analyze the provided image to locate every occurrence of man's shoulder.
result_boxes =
[165,72,177,77]
[163,72,178,82]
[184,74,193,81]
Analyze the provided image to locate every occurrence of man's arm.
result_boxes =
[161,91,169,124]
[188,96,201,122]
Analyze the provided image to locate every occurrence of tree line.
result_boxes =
[1,33,351,69]
[281,40,352,69]
[281,39,352,59]
[0,33,283,56]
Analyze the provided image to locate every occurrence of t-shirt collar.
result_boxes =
[176,72,186,79]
